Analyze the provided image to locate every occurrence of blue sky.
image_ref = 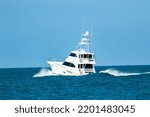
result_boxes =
[0,0,150,68]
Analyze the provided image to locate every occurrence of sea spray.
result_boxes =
[33,68,58,77]
[99,69,150,77]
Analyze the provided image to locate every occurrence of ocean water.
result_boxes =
[0,65,150,100]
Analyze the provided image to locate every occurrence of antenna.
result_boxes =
[90,21,94,52]
[91,21,94,39]
[77,21,95,52]
[81,21,84,39]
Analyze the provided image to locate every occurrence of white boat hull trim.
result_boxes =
[47,31,96,76]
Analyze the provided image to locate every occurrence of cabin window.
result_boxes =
[78,64,84,68]
[81,54,84,58]
[63,62,75,67]
[78,64,93,69]
[70,53,77,57]
[85,64,93,69]
[89,54,92,59]
[78,64,81,68]
[79,54,85,58]
[79,54,93,59]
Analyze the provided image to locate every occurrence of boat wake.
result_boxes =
[99,69,150,77]
[33,68,58,77]
[33,68,84,77]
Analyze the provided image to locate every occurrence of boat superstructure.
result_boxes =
[47,31,96,76]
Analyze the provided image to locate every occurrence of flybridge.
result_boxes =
[47,31,96,76]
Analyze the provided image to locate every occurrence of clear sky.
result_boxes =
[0,0,150,68]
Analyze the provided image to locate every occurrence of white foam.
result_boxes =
[33,68,58,77]
[99,69,150,77]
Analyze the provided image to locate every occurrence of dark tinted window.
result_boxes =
[79,54,93,59]
[78,64,93,68]
[89,54,92,59]
[70,53,77,57]
[63,62,75,67]
[85,64,93,68]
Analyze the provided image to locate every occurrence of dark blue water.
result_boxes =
[0,65,150,100]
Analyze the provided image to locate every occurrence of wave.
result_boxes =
[99,69,150,77]
[33,68,58,77]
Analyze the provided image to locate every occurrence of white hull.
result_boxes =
[47,61,90,76]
